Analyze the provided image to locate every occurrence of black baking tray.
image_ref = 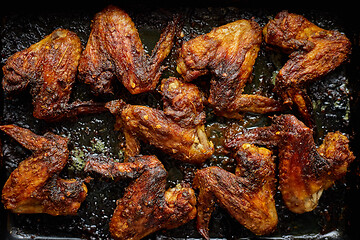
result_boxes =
[1,1,360,239]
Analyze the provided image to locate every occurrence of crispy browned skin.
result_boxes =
[226,114,355,213]
[193,143,277,238]
[2,29,106,121]
[177,19,283,118]
[161,76,206,128]
[78,5,179,95]
[105,77,214,164]
[263,11,351,125]
[85,155,196,240]
[0,125,87,215]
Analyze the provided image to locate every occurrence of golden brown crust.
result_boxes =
[85,155,196,240]
[78,5,179,95]
[193,143,277,238]
[161,77,206,128]
[225,114,355,214]
[2,29,106,121]
[263,11,352,125]
[105,77,214,164]
[177,19,283,117]
[1,125,87,215]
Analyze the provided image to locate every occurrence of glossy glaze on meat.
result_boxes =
[2,29,106,121]
[0,6,356,239]
[1,125,88,215]
[78,5,179,95]
[193,143,277,238]
[161,76,206,128]
[263,11,351,126]
[105,77,214,164]
[85,155,196,240]
[177,19,283,118]
[226,114,355,213]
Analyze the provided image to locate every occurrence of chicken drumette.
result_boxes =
[78,5,179,95]
[2,28,106,121]
[193,143,278,239]
[106,77,214,164]
[1,125,88,215]
[226,114,355,213]
[263,11,351,125]
[177,19,283,118]
[85,155,197,240]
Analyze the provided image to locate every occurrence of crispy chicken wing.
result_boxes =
[78,5,179,95]
[1,125,87,215]
[85,155,197,240]
[263,11,351,125]
[161,76,206,128]
[177,19,283,118]
[2,28,106,121]
[226,114,355,213]
[193,143,277,239]
[105,77,214,164]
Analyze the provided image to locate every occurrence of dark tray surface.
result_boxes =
[1,3,360,240]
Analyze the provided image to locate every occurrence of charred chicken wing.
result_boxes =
[1,125,87,215]
[263,11,351,125]
[177,19,283,118]
[2,28,106,121]
[78,5,179,95]
[226,114,355,213]
[193,143,277,239]
[85,155,197,240]
[105,77,214,164]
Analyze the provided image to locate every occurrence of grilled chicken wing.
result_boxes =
[161,76,206,128]
[85,155,197,240]
[78,5,179,95]
[226,114,355,213]
[2,28,106,121]
[193,143,277,239]
[1,125,87,215]
[105,77,214,164]
[177,19,283,118]
[263,11,351,125]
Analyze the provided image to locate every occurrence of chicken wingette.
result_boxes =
[106,77,214,164]
[78,5,179,95]
[85,155,196,240]
[226,114,355,213]
[2,28,106,121]
[1,125,87,215]
[193,143,277,239]
[263,11,351,126]
[177,19,282,118]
